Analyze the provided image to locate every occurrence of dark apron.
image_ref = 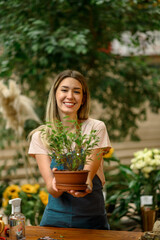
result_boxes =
[40,158,109,230]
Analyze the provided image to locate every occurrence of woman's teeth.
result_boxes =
[64,103,74,106]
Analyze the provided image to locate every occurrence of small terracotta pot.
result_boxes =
[54,170,89,191]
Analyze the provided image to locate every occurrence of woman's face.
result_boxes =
[56,77,83,120]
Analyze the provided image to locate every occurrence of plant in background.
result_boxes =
[0,182,9,208]
[104,156,141,230]
[130,148,160,205]
[42,118,100,171]
[131,148,160,178]
[0,80,41,184]
[2,184,48,225]
[103,148,128,226]
[0,80,40,136]
[104,148,160,231]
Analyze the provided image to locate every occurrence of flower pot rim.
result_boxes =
[54,170,89,174]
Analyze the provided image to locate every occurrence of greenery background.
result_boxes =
[0,0,160,143]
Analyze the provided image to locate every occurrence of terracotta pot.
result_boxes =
[54,170,89,191]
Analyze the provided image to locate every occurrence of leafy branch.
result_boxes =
[41,118,100,171]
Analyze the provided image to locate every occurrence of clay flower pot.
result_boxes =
[54,170,89,191]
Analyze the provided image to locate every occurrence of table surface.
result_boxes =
[3,226,143,240]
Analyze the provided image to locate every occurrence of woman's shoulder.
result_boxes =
[82,118,105,128]
[30,130,41,139]
[82,118,106,133]
[29,125,45,140]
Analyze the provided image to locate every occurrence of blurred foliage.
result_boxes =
[104,153,142,230]
[0,0,160,140]
[0,182,8,208]
[104,148,160,231]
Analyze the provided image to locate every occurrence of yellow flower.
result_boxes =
[103,148,114,158]
[39,190,48,206]
[34,184,40,191]
[3,189,8,200]
[21,184,37,194]
[2,199,9,208]
[3,185,20,199]
[11,192,19,199]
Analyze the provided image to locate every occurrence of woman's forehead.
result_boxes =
[58,77,83,89]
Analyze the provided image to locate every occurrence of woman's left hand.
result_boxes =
[67,182,92,198]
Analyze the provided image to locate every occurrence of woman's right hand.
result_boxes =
[50,168,64,198]
[52,168,58,192]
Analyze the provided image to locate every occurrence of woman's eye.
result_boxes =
[61,89,67,92]
[74,91,80,94]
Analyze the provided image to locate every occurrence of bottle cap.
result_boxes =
[9,198,21,214]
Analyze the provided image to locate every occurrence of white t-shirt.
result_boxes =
[28,118,111,185]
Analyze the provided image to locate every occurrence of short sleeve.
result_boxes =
[93,121,111,151]
[82,118,112,152]
[28,131,49,158]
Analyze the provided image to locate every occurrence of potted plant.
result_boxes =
[41,118,100,191]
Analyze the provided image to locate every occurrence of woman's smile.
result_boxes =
[63,102,75,107]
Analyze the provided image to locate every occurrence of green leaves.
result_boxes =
[105,148,160,230]
[43,118,99,171]
[0,0,160,142]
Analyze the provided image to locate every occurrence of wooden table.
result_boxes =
[3,226,143,240]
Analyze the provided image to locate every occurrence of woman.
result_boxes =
[28,69,111,229]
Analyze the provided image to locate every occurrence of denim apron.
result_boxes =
[40,157,109,230]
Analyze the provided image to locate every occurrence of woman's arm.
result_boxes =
[35,154,63,198]
[84,148,104,189]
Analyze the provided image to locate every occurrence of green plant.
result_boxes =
[0,80,41,185]
[2,184,48,225]
[104,162,141,230]
[0,182,9,208]
[42,118,100,171]
[104,148,160,231]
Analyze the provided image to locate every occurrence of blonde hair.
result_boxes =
[28,70,90,148]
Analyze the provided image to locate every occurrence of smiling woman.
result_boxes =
[28,69,111,229]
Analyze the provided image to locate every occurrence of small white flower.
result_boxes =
[131,158,137,164]
[149,159,156,166]
[153,149,160,154]
[142,166,154,174]
[145,150,152,158]
[155,155,160,161]
[130,148,160,177]
[144,156,151,165]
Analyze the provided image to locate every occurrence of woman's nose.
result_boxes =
[67,90,73,99]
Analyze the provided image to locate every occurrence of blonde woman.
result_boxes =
[28,70,111,229]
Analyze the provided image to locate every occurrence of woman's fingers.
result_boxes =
[67,185,92,198]
[52,177,58,191]
[52,167,58,172]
